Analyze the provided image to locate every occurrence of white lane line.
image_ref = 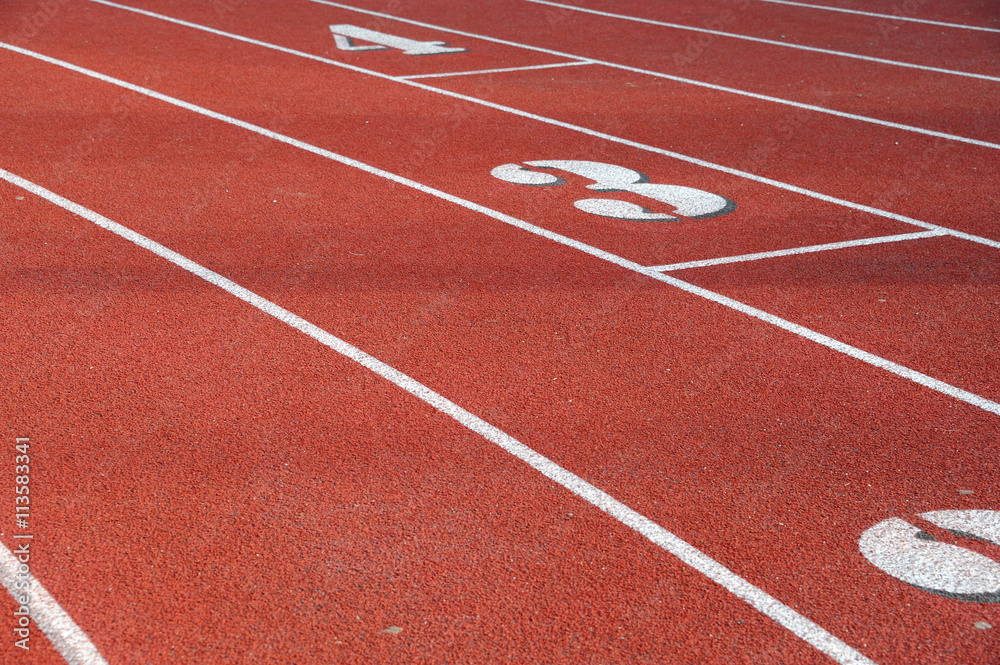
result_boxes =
[398,60,595,80]
[757,0,1000,34]
[2,41,999,418]
[649,230,947,272]
[0,542,108,665]
[92,0,1000,152]
[1,167,878,665]
[523,0,1000,83]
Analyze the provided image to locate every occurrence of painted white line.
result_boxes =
[2,40,999,418]
[0,542,108,665]
[1,167,879,665]
[398,59,594,80]
[92,0,1000,152]
[650,230,946,271]
[757,0,1000,34]
[523,0,1000,83]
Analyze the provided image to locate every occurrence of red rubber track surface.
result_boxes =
[1,0,998,664]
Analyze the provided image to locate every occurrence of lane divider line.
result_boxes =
[0,166,878,665]
[302,0,1000,150]
[34,4,1000,248]
[398,59,595,80]
[648,229,947,272]
[2,41,999,418]
[756,0,1000,34]
[523,0,1000,82]
[0,542,108,665]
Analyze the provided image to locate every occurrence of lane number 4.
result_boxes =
[330,25,466,56]
[491,160,736,222]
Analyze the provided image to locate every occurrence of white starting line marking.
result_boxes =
[2,40,999,421]
[398,60,595,80]
[649,230,947,272]
[757,0,1000,34]
[0,167,878,665]
[301,0,1000,151]
[522,0,1000,83]
[0,542,108,665]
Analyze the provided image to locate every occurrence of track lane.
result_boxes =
[319,0,1000,145]
[71,0,998,153]
[0,26,919,267]
[679,234,1000,401]
[74,0,1000,246]
[1,0,996,398]
[522,0,1000,78]
[4,26,997,410]
[783,0,999,27]
[1,33,998,664]
[1,179,831,664]
[424,63,1000,243]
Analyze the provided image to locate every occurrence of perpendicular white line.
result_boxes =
[0,167,878,665]
[650,230,946,272]
[91,0,1000,153]
[398,59,594,80]
[757,0,1000,34]
[523,0,1000,82]
[2,39,999,420]
[0,542,108,665]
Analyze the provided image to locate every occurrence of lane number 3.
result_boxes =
[491,160,736,222]
[860,509,1000,603]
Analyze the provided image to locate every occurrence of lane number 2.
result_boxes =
[330,25,466,56]
[491,160,736,222]
[860,509,1000,603]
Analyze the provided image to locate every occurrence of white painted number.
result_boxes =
[491,159,735,221]
[330,25,466,56]
[859,510,1000,602]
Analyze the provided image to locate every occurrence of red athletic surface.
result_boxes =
[1,0,998,664]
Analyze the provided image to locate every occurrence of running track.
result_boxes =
[0,0,998,663]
